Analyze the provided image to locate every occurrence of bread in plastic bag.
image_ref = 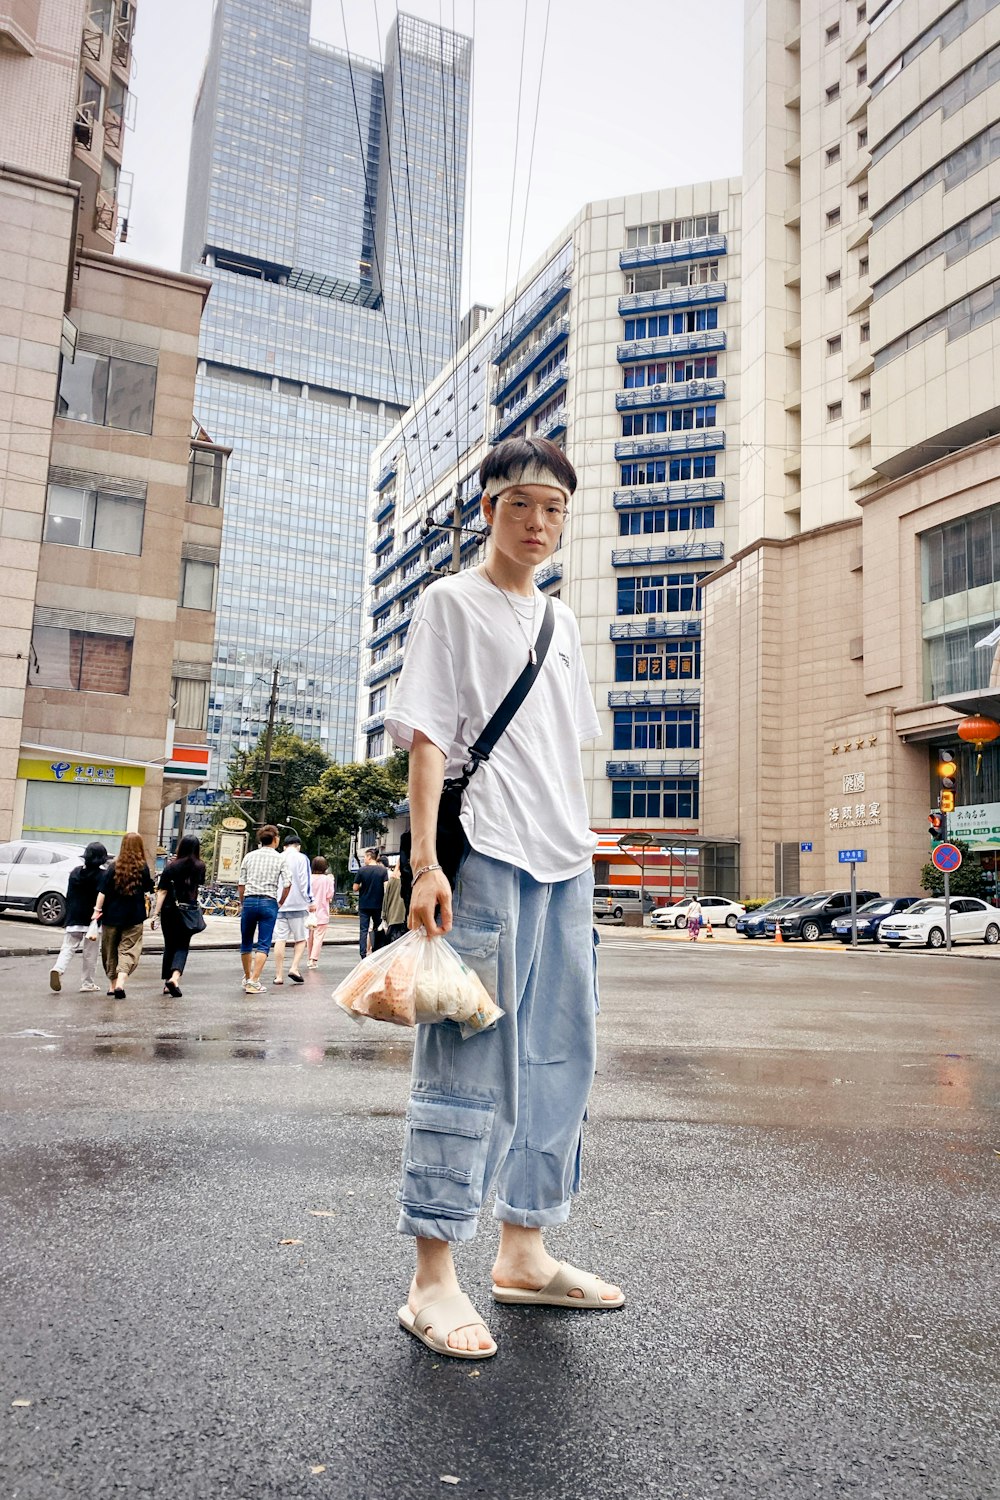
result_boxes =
[333,929,503,1037]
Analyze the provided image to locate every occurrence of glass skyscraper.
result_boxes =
[182,0,470,775]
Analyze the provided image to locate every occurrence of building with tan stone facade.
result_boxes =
[702,0,1000,902]
[0,0,226,860]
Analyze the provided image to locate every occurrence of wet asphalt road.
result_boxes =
[1,934,998,1500]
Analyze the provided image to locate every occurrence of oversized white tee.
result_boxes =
[384,569,601,883]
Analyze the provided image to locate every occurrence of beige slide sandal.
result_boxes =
[491,1261,625,1309]
[398,1291,497,1360]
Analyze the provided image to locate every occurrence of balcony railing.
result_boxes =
[616,379,725,412]
[617,329,726,364]
[369,531,427,588]
[364,650,405,687]
[535,560,562,590]
[611,542,725,567]
[608,688,701,707]
[618,282,727,316]
[373,530,394,555]
[606,759,700,778]
[492,364,568,443]
[535,405,568,441]
[361,712,387,735]
[619,233,727,271]
[367,602,416,651]
[370,492,395,525]
[613,480,725,508]
[610,618,701,640]
[614,430,725,461]
[493,316,569,405]
[492,278,571,367]
[374,460,397,492]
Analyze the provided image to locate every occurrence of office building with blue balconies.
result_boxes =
[359,181,741,900]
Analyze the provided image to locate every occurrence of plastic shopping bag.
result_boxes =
[85,920,100,942]
[333,929,503,1037]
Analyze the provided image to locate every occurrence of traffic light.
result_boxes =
[936,750,957,820]
[940,789,955,814]
[928,810,944,843]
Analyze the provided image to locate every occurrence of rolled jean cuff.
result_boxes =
[397,1208,479,1243]
[493,1196,573,1229]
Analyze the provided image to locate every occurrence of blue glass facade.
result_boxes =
[182,0,470,773]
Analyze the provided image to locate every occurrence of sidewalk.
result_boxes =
[610,919,1000,960]
[0,913,360,958]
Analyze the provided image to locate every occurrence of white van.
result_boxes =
[592,886,656,921]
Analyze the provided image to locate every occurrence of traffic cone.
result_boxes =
[704,918,714,940]
[773,923,784,944]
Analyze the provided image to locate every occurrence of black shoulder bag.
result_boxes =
[400,596,556,905]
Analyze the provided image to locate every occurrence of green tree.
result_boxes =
[919,840,987,898]
[226,726,332,831]
[298,752,408,848]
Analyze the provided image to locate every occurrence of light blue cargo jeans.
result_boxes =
[397,850,599,1243]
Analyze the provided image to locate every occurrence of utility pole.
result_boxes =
[450,487,462,574]
[258,663,280,826]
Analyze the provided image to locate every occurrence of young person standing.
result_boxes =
[237,826,290,993]
[152,835,207,996]
[92,832,155,999]
[352,847,388,959]
[272,831,311,985]
[306,855,335,969]
[49,841,107,993]
[385,436,623,1362]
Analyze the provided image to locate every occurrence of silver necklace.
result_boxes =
[482,566,540,664]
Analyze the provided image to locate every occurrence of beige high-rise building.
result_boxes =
[703,0,1000,904]
[0,0,227,886]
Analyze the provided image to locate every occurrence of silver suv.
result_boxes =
[593,885,656,921]
[0,840,86,926]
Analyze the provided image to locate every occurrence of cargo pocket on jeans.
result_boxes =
[446,918,502,1004]
[400,1095,494,1221]
[592,926,601,1015]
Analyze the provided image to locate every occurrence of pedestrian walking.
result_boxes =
[92,832,154,998]
[49,841,107,993]
[273,832,311,985]
[152,835,207,997]
[379,860,407,945]
[306,856,335,969]
[687,898,703,941]
[353,847,388,958]
[237,825,290,993]
[385,435,623,1363]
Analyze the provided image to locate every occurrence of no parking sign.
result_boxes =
[931,843,962,873]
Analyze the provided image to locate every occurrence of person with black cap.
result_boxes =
[50,841,107,993]
[272,831,312,985]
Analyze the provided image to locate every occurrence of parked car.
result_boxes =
[831,896,922,943]
[775,888,881,942]
[593,885,656,921]
[0,839,86,926]
[879,897,1000,949]
[736,895,804,938]
[650,895,747,930]
[762,893,826,937]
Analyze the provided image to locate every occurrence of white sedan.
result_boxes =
[879,897,1000,949]
[650,896,747,930]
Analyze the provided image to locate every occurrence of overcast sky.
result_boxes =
[123,0,744,309]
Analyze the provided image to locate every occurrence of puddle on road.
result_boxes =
[57,1028,413,1070]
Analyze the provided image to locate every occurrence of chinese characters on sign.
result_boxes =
[830,771,881,828]
[50,762,118,784]
[843,773,865,793]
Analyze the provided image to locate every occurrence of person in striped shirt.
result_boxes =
[237,825,291,992]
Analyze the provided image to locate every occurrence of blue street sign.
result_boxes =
[800,841,813,853]
[931,842,962,873]
[838,848,867,863]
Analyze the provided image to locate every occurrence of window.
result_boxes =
[179,560,217,611]
[369,686,386,714]
[616,572,707,616]
[32,624,133,694]
[610,777,699,821]
[624,261,721,294]
[826,83,841,103]
[827,271,842,291]
[827,400,843,422]
[623,309,718,340]
[188,448,226,506]
[827,335,843,354]
[171,676,209,730]
[857,64,867,85]
[860,320,870,342]
[826,207,842,227]
[79,72,103,119]
[57,350,156,434]
[621,405,717,436]
[617,638,701,681]
[618,505,715,536]
[613,707,700,752]
[366,730,385,758]
[43,482,144,554]
[857,4,866,19]
[826,145,841,165]
[619,456,717,486]
[858,254,869,276]
[100,155,119,196]
[626,214,720,248]
[860,388,871,410]
[826,22,840,42]
[858,127,868,148]
[858,190,869,212]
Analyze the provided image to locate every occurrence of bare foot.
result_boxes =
[492,1246,623,1304]
[408,1271,495,1354]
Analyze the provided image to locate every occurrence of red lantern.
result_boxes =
[956,713,1000,774]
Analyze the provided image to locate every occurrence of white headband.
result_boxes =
[483,461,572,505]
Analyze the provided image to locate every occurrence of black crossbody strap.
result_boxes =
[463,596,555,771]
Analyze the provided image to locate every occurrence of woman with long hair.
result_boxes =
[92,832,155,998]
[152,835,207,997]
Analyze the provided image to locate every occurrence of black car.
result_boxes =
[762,893,826,937]
[830,896,921,943]
[776,888,881,942]
[737,895,803,938]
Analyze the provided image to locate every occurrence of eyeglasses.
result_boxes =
[496,495,568,524]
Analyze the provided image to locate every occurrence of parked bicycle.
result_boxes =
[198,884,241,917]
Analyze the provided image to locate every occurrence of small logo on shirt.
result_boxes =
[558,651,570,668]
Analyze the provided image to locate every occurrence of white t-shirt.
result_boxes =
[384,569,601,883]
